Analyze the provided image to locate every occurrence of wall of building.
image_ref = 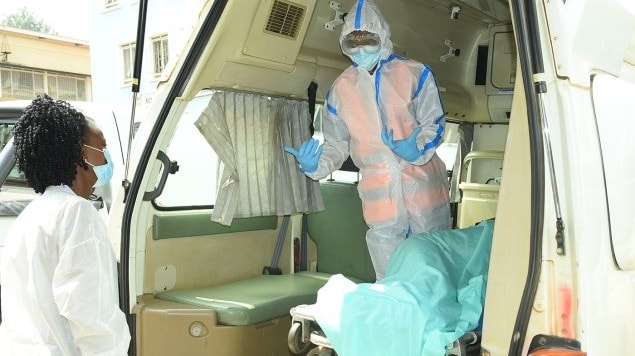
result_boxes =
[88,0,204,127]
[0,27,90,75]
[0,26,92,101]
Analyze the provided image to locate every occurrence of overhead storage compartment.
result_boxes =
[486,25,516,122]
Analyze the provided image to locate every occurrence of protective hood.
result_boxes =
[340,0,394,65]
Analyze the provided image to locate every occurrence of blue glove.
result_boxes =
[381,126,422,162]
[284,138,323,173]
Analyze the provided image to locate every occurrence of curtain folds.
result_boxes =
[195,90,323,226]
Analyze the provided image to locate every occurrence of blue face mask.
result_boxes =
[351,49,381,72]
[84,144,114,188]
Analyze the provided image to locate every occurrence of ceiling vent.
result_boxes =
[265,0,305,39]
[243,0,315,65]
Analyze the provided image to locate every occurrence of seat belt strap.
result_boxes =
[262,215,290,275]
[297,81,318,272]
[300,213,309,271]
[307,81,318,135]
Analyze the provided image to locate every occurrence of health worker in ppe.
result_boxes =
[0,95,130,355]
[285,0,450,280]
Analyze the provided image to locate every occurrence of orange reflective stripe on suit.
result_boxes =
[331,59,449,232]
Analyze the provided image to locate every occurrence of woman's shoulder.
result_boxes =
[12,186,100,237]
[40,186,100,219]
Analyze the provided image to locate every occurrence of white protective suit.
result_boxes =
[306,0,450,279]
[0,185,130,356]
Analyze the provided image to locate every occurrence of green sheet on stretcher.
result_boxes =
[313,220,494,356]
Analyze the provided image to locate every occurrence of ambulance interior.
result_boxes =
[124,0,532,354]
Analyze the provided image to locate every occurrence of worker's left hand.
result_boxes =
[381,126,422,162]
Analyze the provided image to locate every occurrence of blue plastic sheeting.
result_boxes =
[313,220,494,356]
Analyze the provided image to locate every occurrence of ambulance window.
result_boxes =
[312,105,360,183]
[154,91,218,208]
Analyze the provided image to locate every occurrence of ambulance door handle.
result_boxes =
[143,150,179,201]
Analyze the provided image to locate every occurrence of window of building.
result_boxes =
[0,67,87,101]
[152,35,169,75]
[105,0,118,8]
[0,69,44,100]
[46,75,87,101]
[121,42,136,84]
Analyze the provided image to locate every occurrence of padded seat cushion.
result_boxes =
[155,272,332,326]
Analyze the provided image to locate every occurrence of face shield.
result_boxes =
[341,31,381,56]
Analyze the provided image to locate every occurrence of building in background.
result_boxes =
[89,0,204,128]
[0,26,91,101]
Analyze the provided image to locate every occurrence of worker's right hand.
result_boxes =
[284,138,323,173]
[381,126,422,162]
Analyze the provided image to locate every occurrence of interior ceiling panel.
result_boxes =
[416,0,511,24]
[193,0,514,122]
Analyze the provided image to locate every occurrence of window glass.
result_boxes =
[48,75,86,101]
[121,43,136,84]
[313,109,465,186]
[33,73,45,96]
[6,166,26,185]
[14,71,34,99]
[154,91,219,207]
[0,123,13,150]
[312,104,359,183]
[0,123,26,185]
[436,122,461,173]
[76,79,86,100]
[0,68,86,101]
[57,77,78,101]
[1,70,11,97]
[152,35,169,75]
[47,77,58,98]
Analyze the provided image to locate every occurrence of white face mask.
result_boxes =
[351,49,381,72]
[84,144,114,187]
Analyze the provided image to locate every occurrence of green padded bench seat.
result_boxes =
[154,181,373,327]
[155,271,333,326]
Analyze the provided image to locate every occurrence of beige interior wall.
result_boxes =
[136,296,293,356]
[143,216,292,294]
[481,66,531,355]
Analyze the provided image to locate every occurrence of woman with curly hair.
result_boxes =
[0,95,130,355]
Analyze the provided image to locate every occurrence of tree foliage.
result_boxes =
[1,7,57,35]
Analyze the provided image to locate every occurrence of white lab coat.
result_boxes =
[0,185,130,355]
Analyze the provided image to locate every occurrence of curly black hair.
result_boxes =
[13,94,90,194]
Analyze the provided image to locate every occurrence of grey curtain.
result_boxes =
[195,90,323,226]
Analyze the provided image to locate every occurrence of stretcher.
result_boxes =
[287,220,494,356]
[288,303,481,356]
[288,304,334,356]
